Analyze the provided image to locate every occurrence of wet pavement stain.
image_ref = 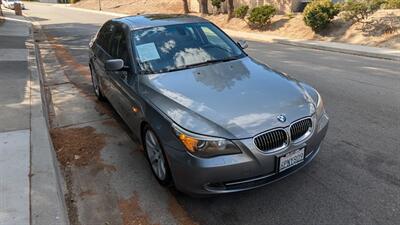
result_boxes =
[46,34,90,78]
[168,197,199,225]
[78,189,97,199]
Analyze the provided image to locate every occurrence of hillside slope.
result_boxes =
[73,0,400,49]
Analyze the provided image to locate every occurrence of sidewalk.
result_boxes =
[0,9,31,225]
[0,9,69,225]
[54,3,400,61]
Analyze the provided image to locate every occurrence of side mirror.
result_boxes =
[105,59,124,71]
[237,40,248,49]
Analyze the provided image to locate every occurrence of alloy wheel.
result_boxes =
[145,130,167,181]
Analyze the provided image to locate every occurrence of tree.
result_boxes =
[183,0,189,14]
[200,0,209,15]
[227,0,234,19]
[211,0,225,14]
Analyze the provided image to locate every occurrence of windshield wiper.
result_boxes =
[184,56,240,69]
[139,68,155,75]
[149,56,241,74]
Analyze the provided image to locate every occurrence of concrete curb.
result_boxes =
[275,39,400,61]
[25,15,70,225]
[223,29,400,61]
[51,3,400,61]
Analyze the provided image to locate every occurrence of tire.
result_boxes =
[90,66,106,101]
[143,125,172,186]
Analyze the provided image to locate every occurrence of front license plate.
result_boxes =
[279,148,305,172]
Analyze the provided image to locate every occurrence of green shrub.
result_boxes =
[248,5,277,28]
[340,0,386,21]
[234,5,249,19]
[286,12,295,19]
[211,0,225,9]
[303,0,341,31]
[382,0,400,9]
[340,0,369,21]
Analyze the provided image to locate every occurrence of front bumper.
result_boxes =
[165,114,329,195]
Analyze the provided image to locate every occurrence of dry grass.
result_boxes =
[73,0,400,49]
[74,0,183,14]
[212,10,400,49]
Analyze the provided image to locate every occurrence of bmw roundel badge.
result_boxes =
[277,114,286,123]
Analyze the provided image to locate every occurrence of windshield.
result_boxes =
[132,22,245,74]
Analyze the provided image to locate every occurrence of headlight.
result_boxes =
[316,92,325,118]
[172,124,241,158]
[316,92,329,132]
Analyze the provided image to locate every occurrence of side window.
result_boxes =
[97,22,115,54]
[117,35,129,64]
[96,24,108,48]
[110,27,130,65]
[109,28,121,59]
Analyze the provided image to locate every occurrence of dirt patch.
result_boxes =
[118,193,159,225]
[64,169,81,225]
[51,126,107,167]
[325,10,400,49]
[168,197,198,225]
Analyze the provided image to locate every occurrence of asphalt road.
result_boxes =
[25,3,400,225]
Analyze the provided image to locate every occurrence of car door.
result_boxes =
[92,22,116,99]
[108,24,142,134]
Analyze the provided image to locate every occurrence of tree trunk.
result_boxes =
[183,0,189,14]
[200,0,209,15]
[227,0,234,20]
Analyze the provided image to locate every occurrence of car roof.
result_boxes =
[113,14,210,31]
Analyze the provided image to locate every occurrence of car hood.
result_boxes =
[140,57,315,139]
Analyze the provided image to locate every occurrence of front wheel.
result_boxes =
[143,126,172,186]
[90,66,106,101]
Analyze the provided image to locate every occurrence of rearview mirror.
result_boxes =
[105,59,124,71]
[237,40,248,49]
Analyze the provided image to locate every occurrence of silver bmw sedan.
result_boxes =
[89,14,329,195]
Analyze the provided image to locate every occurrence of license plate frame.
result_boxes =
[278,148,305,172]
